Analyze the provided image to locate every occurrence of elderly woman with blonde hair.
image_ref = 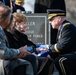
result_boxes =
[13,12,27,32]
[4,12,37,75]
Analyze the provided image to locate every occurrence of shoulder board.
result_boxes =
[63,23,70,27]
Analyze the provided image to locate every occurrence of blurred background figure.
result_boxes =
[34,0,52,13]
[10,0,25,13]
[0,0,10,6]
[0,0,25,13]
[15,0,24,6]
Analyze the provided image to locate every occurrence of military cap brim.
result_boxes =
[15,0,24,2]
[47,9,66,20]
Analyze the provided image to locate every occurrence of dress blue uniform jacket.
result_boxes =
[50,20,76,56]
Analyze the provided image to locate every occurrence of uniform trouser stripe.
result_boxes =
[59,57,67,75]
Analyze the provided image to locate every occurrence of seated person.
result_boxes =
[3,12,37,75]
[4,12,53,75]
[4,12,36,49]
[0,1,35,75]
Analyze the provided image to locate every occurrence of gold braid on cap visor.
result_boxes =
[48,13,65,19]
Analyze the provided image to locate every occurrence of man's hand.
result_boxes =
[16,46,31,58]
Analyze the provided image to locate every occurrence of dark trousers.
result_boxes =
[37,57,54,75]
[13,65,26,75]
[55,54,76,75]
[4,61,26,75]
[23,54,37,75]
[4,54,37,75]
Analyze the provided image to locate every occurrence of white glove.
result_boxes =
[40,44,49,49]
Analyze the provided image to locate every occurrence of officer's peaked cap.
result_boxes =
[15,0,24,2]
[47,9,66,20]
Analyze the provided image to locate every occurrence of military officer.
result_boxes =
[47,9,76,75]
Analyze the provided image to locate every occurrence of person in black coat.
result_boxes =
[0,0,10,6]
[12,3,25,13]
[4,12,37,75]
[0,0,25,13]
[4,28,36,48]
[4,12,36,49]
[34,0,53,13]
[11,0,25,13]
[34,0,66,13]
